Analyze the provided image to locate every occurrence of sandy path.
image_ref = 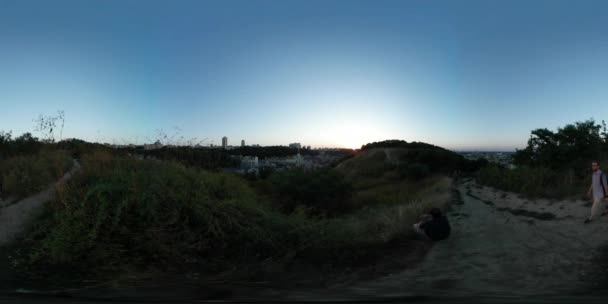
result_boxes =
[345,179,608,296]
[260,178,608,300]
[0,160,80,245]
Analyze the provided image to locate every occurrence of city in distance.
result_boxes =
[2,0,608,303]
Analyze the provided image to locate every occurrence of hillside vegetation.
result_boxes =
[332,141,483,220]
[0,132,72,200]
[342,140,483,181]
[2,136,468,282]
[477,119,608,198]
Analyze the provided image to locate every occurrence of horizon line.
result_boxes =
[53,136,521,152]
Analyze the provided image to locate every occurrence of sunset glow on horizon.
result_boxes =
[2,0,608,151]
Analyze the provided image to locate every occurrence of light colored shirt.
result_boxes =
[592,169,608,201]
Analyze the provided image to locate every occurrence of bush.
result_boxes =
[399,163,430,180]
[267,168,354,217]
[0,150,71,198]
[512,119,606,171]
[476,164,584,198]
[0,131,45,158]
[16,151,452,279]
[21,154,302,273]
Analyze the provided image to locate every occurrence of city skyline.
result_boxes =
[2,0,608,150]
[105,134,516,152]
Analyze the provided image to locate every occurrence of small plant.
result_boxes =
[33,110,65,143]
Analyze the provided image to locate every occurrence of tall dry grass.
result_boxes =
[0,149,71,199]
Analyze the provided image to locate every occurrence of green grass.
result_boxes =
[0,149,71,199]
[476,164,586,199]
[20,152,288,271]
[13,150,454,281]
[351,176,449,208]
[258,168,354,217]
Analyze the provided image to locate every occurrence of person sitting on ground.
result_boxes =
[413,207,451,241]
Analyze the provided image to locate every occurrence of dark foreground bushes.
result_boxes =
[0,150,71,199]
[20,151,301,273]
[14,151,445,278]
[265,168,354,216]
[399,163,430,180]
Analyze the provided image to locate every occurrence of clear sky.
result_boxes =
[1,0,608,151]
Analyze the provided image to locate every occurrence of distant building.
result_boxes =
[241,156,259,170]
[241,139,245,147]
[144,140,163,150]
[282,153,304,167]
[222,136,228,149]
[289,142,302,149]
[294,153,304,167]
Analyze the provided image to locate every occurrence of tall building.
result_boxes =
[241,139,245,147]
[222,136,228,149]
[289,142,302,149]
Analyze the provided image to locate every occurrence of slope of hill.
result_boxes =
[331,140,480,212]
[336,140,474,183]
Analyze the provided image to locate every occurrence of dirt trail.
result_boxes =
[258,179,608,300]
[0,160,80,245]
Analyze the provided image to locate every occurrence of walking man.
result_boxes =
[585,160,608,223]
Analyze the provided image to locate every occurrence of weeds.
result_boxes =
[476,164,586,198]
[0,150,71,199]
[15,152,452,278]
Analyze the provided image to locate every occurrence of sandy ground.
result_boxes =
[251,178,608,300]
[0,160,80,245]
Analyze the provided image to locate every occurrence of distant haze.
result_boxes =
[1,0,608,150]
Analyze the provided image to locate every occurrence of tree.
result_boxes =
[13,133,41,154]
[513,119,604,172]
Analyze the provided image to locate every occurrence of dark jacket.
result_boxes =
[420,215,451,241]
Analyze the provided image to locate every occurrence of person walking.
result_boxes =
[585,160,608,223]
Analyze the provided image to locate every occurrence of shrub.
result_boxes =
[267,168,354,216]
[0,150,71,198]
[399,163,430,180]
[16,151,452,278]
[476,164,585,198]
[22,154,300,273]
[0,131,45,158]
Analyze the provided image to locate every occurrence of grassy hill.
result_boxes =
[337,140,475,181]
[4,137,478,286]
[331,140,472,212]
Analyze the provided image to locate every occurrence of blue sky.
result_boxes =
[1,0,608,150]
